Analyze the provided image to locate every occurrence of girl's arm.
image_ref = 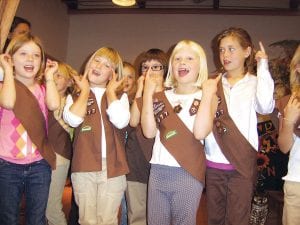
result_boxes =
[45,59,60,111]
[255,42,275,114]
[278,93,300,153]
[106,70,130,129]
[0,54,16,109]
[141,69,158,138]
[194,75,220,140]
[130,75,144,127]
[69,71,90,118]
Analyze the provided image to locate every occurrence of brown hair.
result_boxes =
[214,27,255,75]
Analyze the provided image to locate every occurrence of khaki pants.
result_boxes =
[283,181,300,225]
[71,163,126,225]
[46,161,70,225]
[125,181,147,225]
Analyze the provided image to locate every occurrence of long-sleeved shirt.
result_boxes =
[63,87,130,158]
[205,59,275,164]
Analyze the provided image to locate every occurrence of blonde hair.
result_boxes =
[85,47,123,80]
[6,33,45,83]
[290,45,300,93]
[57,62,78,95]
[123,61,137,97]
[164,40,208,88]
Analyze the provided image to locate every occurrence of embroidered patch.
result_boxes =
[153,99,168,124]
[189,99,201,116]
[153,99,165,116]
[81,125,92,132]
[165,130,177,140]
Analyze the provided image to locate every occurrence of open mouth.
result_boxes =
[178,68,189,77]
[24,65,34,72]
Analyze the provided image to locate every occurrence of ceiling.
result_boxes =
[62,0,299,14]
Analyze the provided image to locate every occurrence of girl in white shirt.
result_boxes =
[195,27,274,225]
[141,40,219,225]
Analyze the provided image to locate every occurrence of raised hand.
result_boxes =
[255,41,268,62]
[0,54,13,78]
[283,92,300,125]
[45,59,58,80]
[202,74,221,97]
[106,68,124,94]
[143,67,158,96]
[73,68,90,93]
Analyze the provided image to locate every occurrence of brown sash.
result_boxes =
[48,111,72,160]
[276,94,300,137]
[212,81,257,179]
[152,91,205,183]
[13,80,56,169]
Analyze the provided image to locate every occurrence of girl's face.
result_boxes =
[87,55,114,87]
[12,41,42,81]
[219,36,250,74]
[11,23,30,39]
[172,48,200,85]
[123,66,136,93]
[54,69,71,96]
[141,59,164,86]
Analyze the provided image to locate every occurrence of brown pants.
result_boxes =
[206,167,254,225]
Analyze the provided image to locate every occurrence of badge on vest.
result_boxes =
[165,130,178,140]
[153,99,168,124]
[189,99,201,116]
[81,125,92,132]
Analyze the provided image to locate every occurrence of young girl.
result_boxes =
[63,47,130,225]
[197,27,275,225]
[141,40,218,225]
[0,33,60,225]
[277,44,300,225]
[127,48,168,225]
[46,62,77,225]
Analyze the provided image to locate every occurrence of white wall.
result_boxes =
[15,0,300,72]
[67,13,300,72]
[16,0,69,61]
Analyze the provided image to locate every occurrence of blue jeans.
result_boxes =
[0,158,51,225]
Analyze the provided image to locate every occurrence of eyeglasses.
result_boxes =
[141,65,164,72]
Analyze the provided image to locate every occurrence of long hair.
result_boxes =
[213,27,255,75]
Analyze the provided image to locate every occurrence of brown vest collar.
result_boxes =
[72,91,129,177]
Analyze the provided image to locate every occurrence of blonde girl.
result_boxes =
[277,45,300,225]
[141,40,218,225]
[63,47,130,225]
[46,62,77,225]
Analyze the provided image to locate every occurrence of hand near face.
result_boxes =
[73,68,90,93]
[106,69,124,94]
[45,59,58,80]
[202,74,221,98]
[283,92,300,125]
[143,68,158,96]
[0,54,13,77]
